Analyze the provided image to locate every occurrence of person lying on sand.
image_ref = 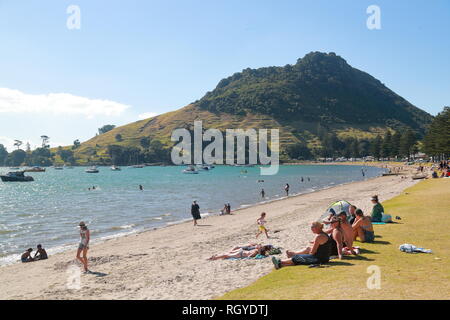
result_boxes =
[208,245,271,260]
[352,209,375,243]
[272,222,332,269]
[21,248,34,263]
[33,244,48,261]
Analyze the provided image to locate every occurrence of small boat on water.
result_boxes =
[131,164,145,168]
[197,164,214,171]
[24,166,46,172]
[54,166,64,170]
[111,165,121,171]
[1,171,34,182]
[85,166,99,173]
[183,165,199,174]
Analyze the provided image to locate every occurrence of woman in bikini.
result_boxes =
[352,209,375,242]
[207,245,271,260]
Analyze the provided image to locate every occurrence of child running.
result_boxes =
[256,212,269,239]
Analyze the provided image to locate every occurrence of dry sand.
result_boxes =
[0,165,420,300]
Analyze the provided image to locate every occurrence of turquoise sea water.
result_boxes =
[0,165,385,265]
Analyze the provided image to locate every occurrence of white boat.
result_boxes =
[131,164,145,168]
[111,165,121,171]
[183,165,199,174]
[196,164,214,171]
[85,166,99,173]
[54,166,64,170]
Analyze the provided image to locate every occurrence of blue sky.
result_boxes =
[0,0,449,151]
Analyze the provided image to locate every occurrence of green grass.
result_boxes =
[219,179,450,300]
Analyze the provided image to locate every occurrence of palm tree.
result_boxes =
[41,135,50,148]
[13,140,23,150]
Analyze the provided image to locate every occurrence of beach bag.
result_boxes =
[268,247,282,255]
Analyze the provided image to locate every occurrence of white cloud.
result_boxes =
[138,112,159,120]
[0,88,131,119]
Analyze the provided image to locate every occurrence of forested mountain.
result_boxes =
[2,52,435,165]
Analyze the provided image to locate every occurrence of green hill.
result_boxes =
[71,52,433,165]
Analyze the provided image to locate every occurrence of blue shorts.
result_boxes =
[78,243,89,250]
[291,254,320,265]
[363,230,375,243]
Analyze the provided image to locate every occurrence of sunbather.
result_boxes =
[337,212,359,255]
[352,209,375,242]
[208,244,270,260]
[272,222,332,268]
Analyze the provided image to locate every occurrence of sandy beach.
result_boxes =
[0,165,419,300]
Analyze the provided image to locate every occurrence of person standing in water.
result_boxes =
[76,221,90,273]
[284,183,290,196]
[301,177,304,182]
[139,184,143,191]
[261,188,265,199]
[191,200,201,226]
[256,212,269,239]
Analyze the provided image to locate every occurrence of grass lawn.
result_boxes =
[219,178,450,300]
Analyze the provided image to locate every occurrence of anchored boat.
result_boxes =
[0,171,34,182]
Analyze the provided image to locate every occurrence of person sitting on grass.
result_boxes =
[337,212,359,255]
[326,217,345,260]
[370,195,384,222]
[207,245,271,260]
[21,248,34,263]
[352,209,375,243]
[33,244,48,261]
[271,221,332,269]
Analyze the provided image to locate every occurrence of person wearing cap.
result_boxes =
[191,201,201,226]
[76,221,90,272]
[34,244,48,261]
[21,248,34,263]
[370,195,384,222]
[326,217,345,260]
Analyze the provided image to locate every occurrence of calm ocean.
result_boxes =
[0,164,385,265]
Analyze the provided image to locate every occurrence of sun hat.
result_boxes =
[79,221,86,226]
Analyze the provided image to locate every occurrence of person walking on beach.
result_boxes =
[191,200,201,226]
[256,212,269,239]
[284,183,290,197]
[261,188,265,199]
[76,221,90,273]
[226,203,231,214]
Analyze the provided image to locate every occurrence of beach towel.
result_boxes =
[372,222,386,225]
[399,244,432,254]
[226,254,268,260]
